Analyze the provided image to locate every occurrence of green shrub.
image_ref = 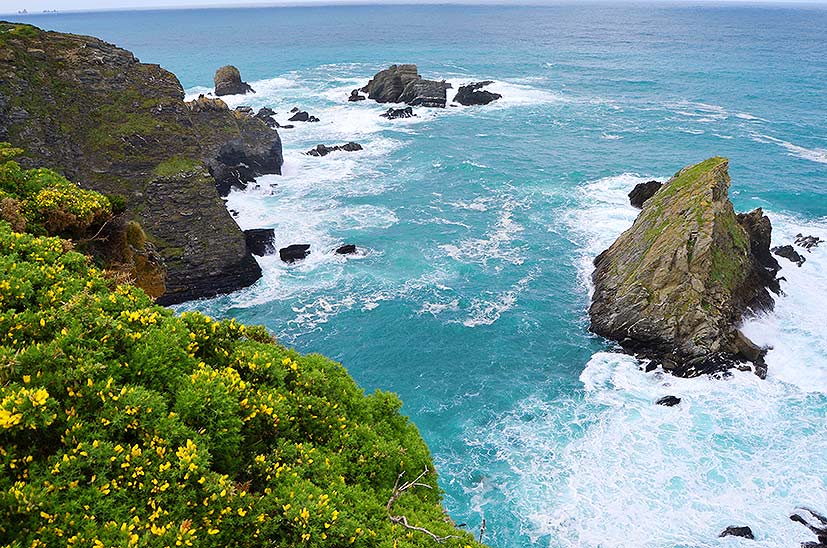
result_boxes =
[0,222,482,548]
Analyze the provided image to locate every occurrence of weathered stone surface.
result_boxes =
[773,244,806,266]
[0,23,283,304]
[628,180,663,208]
[362,64,420,103]
[589,158,781,378]
[280,244,311,264]
[381,107,415,119]
[306,142,363,157]
[719,526,754,540]
[453,81,502,106]
[214,65,254,96]
[244,228,276,256]
[399,79,451,108]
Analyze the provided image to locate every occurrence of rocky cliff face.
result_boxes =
[0,22,282,304]
[589,157,780,378]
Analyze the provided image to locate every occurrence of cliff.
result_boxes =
[589,158,781,378]
[0,22,283,304]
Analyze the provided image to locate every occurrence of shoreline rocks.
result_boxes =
[335,244,357,255]
[287,109,319,123]
[719,526,754,540]
[628,180,663,208]
[381,106,415,119]
[244,229,276,257]
[361,64,449,108]
[280,244,311,263]
[453,81,502,106]
[348,89,366,102]
[589,158,781,379]
[773,244,806,266]
[214,65,254,96]
[306,142,363,157]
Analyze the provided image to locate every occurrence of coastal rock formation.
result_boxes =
[655,395,681,407]
[453,81,502,106]
[287,110,319,123]
[348,89,366,102]
[244,228,276,256]
[214,65,254,96]
[0,23,283,304]
[773,244,806,266]
[362,64,449,108]
[280,244,311,263]
[795,233,823,250]
[791,508,827,547]
[589,158,781,378]
[336,244,357,255]
[306,142,363,157]
[719,526,754,540]
[381,107,416,119]
[628,180,663,208]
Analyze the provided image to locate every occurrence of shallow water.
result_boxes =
[19,4,827,546]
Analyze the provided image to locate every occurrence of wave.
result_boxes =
[751,133,827,164]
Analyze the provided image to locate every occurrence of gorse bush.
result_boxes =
[0,220,482,545]
[0,143,111,236]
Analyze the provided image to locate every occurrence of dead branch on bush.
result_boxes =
[386,467,459,544]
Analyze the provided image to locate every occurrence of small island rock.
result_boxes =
[214,65,254,96]
[719,526,754,540]
[453,81,502,106]
[656,395,681,407]
[306,142,363,157]
[280,244,311,263]
[336,244,357,255]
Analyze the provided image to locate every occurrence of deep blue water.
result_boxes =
[14,4,827,546]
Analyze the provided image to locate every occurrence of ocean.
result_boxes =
[13,3,827,546]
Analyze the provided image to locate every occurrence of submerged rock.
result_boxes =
[655,395,681,407]
[795,233,824,250]
[628,180,663,208]
[280,244,311,263]
[719,526,754,540]
[287,110,319,122]
[348,89,366,102]
[381,107,415,119]
[306,142,363,157]
[244,229,276,257]
[453,81,502,106]
[335,244,357,255]
[773,244,806,266]
[589,158,781,378]
[214,65,254,96]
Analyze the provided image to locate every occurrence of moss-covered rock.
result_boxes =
[0,22,283,304]
[589,158,781,378]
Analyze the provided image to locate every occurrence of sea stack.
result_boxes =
[214,65,254,96]
[361,64,450,108]
[589,158,781,378]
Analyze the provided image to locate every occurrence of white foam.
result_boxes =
[751,133,827,164]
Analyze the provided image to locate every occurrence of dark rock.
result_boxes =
[0,24,284,304]
[214,65,254,96]
[280,244,311,264]
[348,89,366,102]
[772,244,806,267]
[453,81,502,106]
[336,244,357,255]
[795,233,823,251]
[288,111,310,122]
[362,64,420,103]
[254,107,277,127]
[589,158,780,379]
[308,116,320,123]
[655,395,681,407]
[279,124,294,129]
[790,509,827,547]
[399,79,451,108]
[235,105,253,115]
[290,106,300,113]
[381,107,415,119]
[244,228,276,256]
[257,107,275,117]
[628,180,662,208]
[306,142,363,157]
[719,526,754,540]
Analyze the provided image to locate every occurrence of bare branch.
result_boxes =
[386,466,459,544]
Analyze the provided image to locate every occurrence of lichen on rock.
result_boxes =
[589,157,781,378]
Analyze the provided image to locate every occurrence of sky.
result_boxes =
[2,0,826,15]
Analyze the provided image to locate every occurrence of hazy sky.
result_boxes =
[3,0,826,15]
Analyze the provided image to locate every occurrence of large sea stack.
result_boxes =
[589,157,781,378]
[361,64,450,108]
[0,23,283,304]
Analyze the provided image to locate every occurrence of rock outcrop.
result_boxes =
[719,526,754,540]
[795,233,823,250]
[381,107,416,119]
[280,244,311,263]
[306,142,362,157]
[348,89,366,102]
[655,396,681,407]
[453,81,502,106]
[589,158,781,378]
[244,228,276,256]
[0,23,283,304]
[335,244,357,255]
[628,180,663,208]
[361,64,449,108]
[773,244,806,266]
[791,508,827,547]
[214,65,254,96]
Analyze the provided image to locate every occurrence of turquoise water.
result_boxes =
[17,5,827,546]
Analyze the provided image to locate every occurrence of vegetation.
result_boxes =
[0,149,482,547]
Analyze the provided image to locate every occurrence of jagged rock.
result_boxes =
[453,81,502,106]
[348,89,366,102]
[398,79,451,108]
[336,244,357,255]
[287,110,319,123]
[244,229,276,256]
[214,65,254,96]
[381,107,415,119]
[255,107,277,127]
[655,395,681,407]
[719,526,754,540]
[362,64,421,103]
[791,509,827,547]
[289,107,300,113]
[795,233,823,250]
[589,158,781,378]
[306,142,363,157]
[773,244,806,266]
[628,180,663,209]
[209,122,284,197]
[0,24,284,304]
[280,244,311,264]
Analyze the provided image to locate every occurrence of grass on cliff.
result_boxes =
[0,147,482,548]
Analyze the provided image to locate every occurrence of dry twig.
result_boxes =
[386,467,459,544]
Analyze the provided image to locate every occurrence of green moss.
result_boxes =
[153,157,203,178]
